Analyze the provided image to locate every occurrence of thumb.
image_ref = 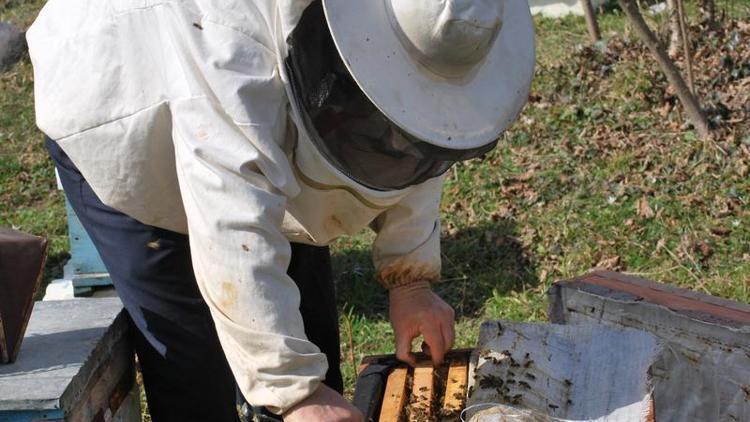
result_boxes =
[395,330,417,366]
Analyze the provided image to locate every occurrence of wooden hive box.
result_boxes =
[353,349,472,421]
[0,228,47,364]
[354,271,750,421]
[548,271,750,421]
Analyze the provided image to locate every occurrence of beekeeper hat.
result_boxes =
[321,0,535,150]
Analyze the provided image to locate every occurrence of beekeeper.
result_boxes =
[27,0,534,420]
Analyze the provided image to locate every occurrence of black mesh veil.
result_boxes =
[285,1,496,191]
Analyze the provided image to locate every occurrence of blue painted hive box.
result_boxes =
[63,198,112,297]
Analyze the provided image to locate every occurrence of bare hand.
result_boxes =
[389,281,456,366]
[283,384,363,422]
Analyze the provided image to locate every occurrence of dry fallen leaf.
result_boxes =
[637,197,655,219]
[736,163,748,178]
[525,190,540,204]
[539,268,549,282]
[694,241,714,260]
[595,255,622,271]
[517,169,536,182]
[710,227,732,236]
[656,238,667,249]
[491,205,511,221]
[653,238,667,257]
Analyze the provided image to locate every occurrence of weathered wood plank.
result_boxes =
[582,272,750,324]
[378,367,408,422]
[549,272,750,422]
[468,321,659,421]
[441,359,468,419]
[68,326,136,421]
[408,362,435,422]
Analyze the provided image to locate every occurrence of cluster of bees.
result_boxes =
[473,347,573,412]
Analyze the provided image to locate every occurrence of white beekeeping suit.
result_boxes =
[27,0,534,413]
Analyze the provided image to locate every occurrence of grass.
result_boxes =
[2,0,749,418]
[334,2,750,395]
[0,0,68,283]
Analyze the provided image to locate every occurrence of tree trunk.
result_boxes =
[666,0,682,57]
[676,0,695,93]
[580,0,602,42]
[616,0,712,139]
[700,0,716,25]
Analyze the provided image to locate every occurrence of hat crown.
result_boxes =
[388,0,504,77]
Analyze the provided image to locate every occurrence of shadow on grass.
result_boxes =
[333,218,539,320]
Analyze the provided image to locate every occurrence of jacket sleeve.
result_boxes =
[170,97,326,414]
[370,175,445,289]
[159,7,330,413]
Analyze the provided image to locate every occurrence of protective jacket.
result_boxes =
[28,0,442,413]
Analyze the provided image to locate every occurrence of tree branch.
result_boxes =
[617,0,712,139]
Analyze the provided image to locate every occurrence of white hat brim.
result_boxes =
[322,0,535,150]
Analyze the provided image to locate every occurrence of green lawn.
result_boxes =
[2,0,749,416]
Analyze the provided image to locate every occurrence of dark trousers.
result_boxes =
[46,138,343,421]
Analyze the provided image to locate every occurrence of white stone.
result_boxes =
[529,0,608,18]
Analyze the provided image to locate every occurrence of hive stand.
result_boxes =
[0,298,140,421]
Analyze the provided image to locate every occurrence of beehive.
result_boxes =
[0,228,47,364]
[353,350,471,422]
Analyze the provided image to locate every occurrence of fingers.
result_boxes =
[390,289,456,368]
[395,330,417,366]
[442,317,455,352]
[420,321,446,366]
[416,306,455,367]
[352,408,365,422]
[443,306,456,351]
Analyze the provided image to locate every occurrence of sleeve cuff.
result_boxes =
[377,259,441,289]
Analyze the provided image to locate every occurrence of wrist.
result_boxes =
[388,279,432,295]
[282,381,322,417]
